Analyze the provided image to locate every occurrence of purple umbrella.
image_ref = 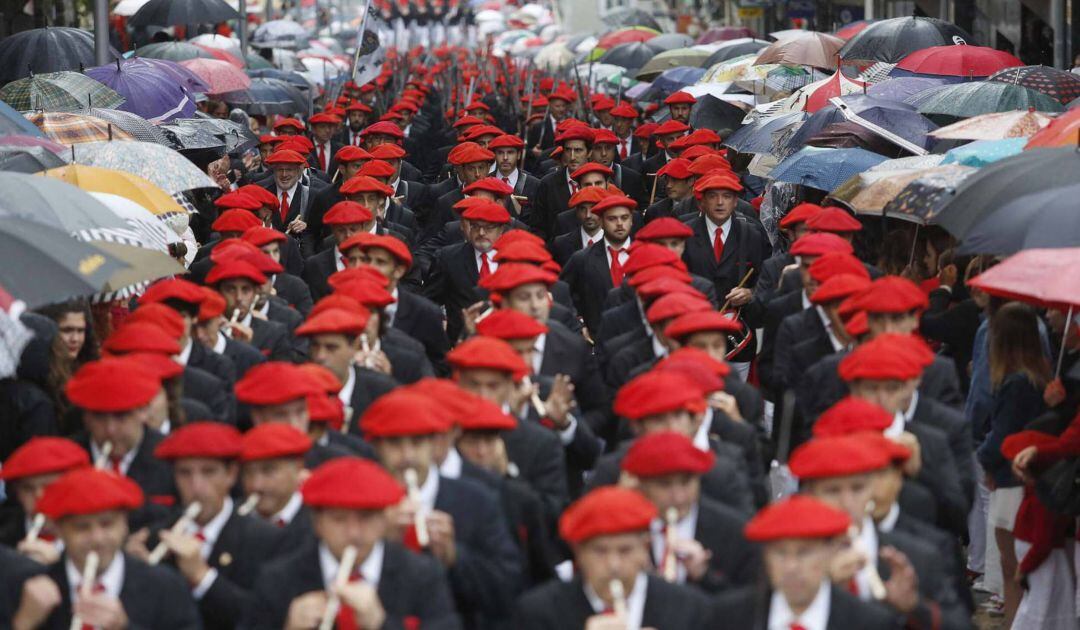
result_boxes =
[84,58,195,123]
[866,76,953,102]
[130,57,210,94]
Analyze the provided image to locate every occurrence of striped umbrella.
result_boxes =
[0,71,124,111]
[24,112,136,144]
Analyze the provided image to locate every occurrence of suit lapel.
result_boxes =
[690,219,719,274]
[458,243,480,285]
[586,241,613,290]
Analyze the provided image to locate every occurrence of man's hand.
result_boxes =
[337,580,386,630]
[356,348,393,375]
[543,374,575,428]
[895,432,922,477]
[12,575,61,630]
[673,538,712,582]
[227,319,254,342]
[17,537,60,565]
[74,590,129,630]
[828,547,867,585]
[881,546,920,614]
[724,287,752,307]
[159,528,210,585]
[461,301,488,337]
[124,527,151,561]
[427,510,457,567]
[1013,445,1040,484]
[284,591,328,630]
[709,391,743,422]
[286,218,307,234]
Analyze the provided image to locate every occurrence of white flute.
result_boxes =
[521,375,547,417]
[341,405,354,434]
[609,578,627,618]
[69,550,99,630]
[403,468,429,547]
[662,507,679,582]
[318,544,358,630]
[25,513,45,543]
[849,524,887,600]
[237,494,260,517]
[93,441,113,470]
[148,502,202,565]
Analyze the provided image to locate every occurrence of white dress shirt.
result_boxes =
[334,246,347,272]
[416,466,439,512]
[886,391,919,438]
[531,333,546,376]
[319,540,385,590]
[177,338,193,366]
[649,504,699,584]
[90,437,139,476]
[768,579,831,630]
[604,238,631,269]
[495,168,520,189]
[705,216,732,249]
[338,366,356,408]
[852,515,879,601]
[385,287,399,327]
[213,331,228,354]
[270,492,303,526]
[584,572,648,630]
[815,306,847,353]
[66,552,124,603]
[440,447,464,479]
[188,496,234,599]
[878,503,901,533]
[581,227,602,249]
[475,248,499,274]
[693,407,713,451]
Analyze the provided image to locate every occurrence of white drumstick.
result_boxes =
[26,513,45,543]
[662,507,679,582]
[522,376,547,417]
[237,494,260,517]
[148,502,202,565]
[69,550,99,630]
[361,334,374,368]
[849,522,887,600]
[609,578,627,618]
[404,468,429,547]
[318,544,358,630]
[93,441,113,470]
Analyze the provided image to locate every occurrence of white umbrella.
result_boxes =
[190,34,242,59]
[534,42,575,72]
[475,9,504,22]
[86,192,180,253]
[113,0,151,16]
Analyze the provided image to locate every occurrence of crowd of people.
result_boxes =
[1,41,1078,630]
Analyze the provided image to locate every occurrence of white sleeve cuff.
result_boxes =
[557,415,578,446]
[192,567,219,600]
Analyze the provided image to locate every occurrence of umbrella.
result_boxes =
[754,32,845,70]
[128,0,240,27]
[880,164,976,223]
[696,27,757,44]
[703,39,771,66]
[43,165,186,218]
[180,58,252,94]
[178,116,258,153]
[246,68,314,91]
[833,166,939,213]
[770,146,889,190]
[890,45,1022,78]
[598,27,660,50]
[646,67,707,97]
[957,184,1080,255]
[0,135,65,154]
[189,34,243,59]
[0,218,133,308]
[805,120,910,157]
[750,65,831,96]
[969,249,1080,310]
[793,69,869,113]
[192,44,243,69]
[602,7,662,31]
[113,0,151,15]
[839,17,974,63]
[624,82,652,99]
[0,171,127,234]
[0,102,45,137]
[219,77,310,116]
[781,96,937,155]
[0,145,67,172]
[76,107,171,145]
[85,59,195,123]
[989,65,1080,105]
[599,41,665,72]
[866,76,953,102]
[0,27,119,83]
[1025,108,1080,148]
[24,112,136,144]
[688,94,747,134]
[907,81,1064,119]
[86,192,181,253]
[131,57,210,94]
[649,34,696,51]
[835,20,876,40]
[0,72,124,111]
[134,42,217,63]
[252,19,310,49]
[159,120,227,164]
[699,53,758,84]
[534,42,576,72]
[636,48,712,80]
[724,112,806,154]
[245,52,275,70]
[71,140,217,194]
[940,137,1027,166]
[930,110,1053,140]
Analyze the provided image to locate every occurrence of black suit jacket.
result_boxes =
[188,339,236,387]
[182,364,233,424]
[301,246,337,302]
[242,540,461,630]
[502,416,570,525]
[302,182,343,252]
[260,181,312,233]
[691,497,760,593]
[758,289,807,397]
[561,239,619,336]
[223,336,266,378]
[248,317,293,362]
[394,177,428,212]
[421,241,486,343]
[0,545,43,623]
[541,320,610,421]
[709,584,899,629]
[273,272,313,317]
[75,429,175,519]
[393,287,451,375]
[344,365,400,433]
[530,167,572,239]
[382,327,435,383]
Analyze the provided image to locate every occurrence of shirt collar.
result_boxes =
[66,552,125,603]
[650,333,668,360]
[705,216,732,243]
[177,338,193,366]
[605,236,630,254]
[334,246,346,272]
[693,408,712,450]
[583,572,648,630]
[338,366,357,408]
[319,540,385,590]
[475,247,498,272]
[801,291,812,311]
[581,226,601,249]
[384,287,399,326]
[532,333,546,376]
[815,306,846,353]
[271,492,303,526]
[852,515,879,600]
[281,181,299,200]
[213,331,228,354]
[188,496,233,560]
[878,503,901,533]
[768,579,831,630]
[903,390,919,423]
[439,447,463,480]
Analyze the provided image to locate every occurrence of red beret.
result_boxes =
[676,128,721,147]
[555,126,595,146]
[345,101,373,113]
[276,136,313,154]
[324,200,374,225]
[493,240,552,264]
[693,172,743,196]
[808,252,869,284]
[206,259,267,286]
[813,397,895,437]
[155,421,242,460]
[462,124,504,141]
[335,145,372,164]
[679,145,721,161]
[451,115,484,129]
[102,322,181,355]
[590,129,620,146]
[340,175,395,196]
[807,206,863,233]
[780,202,824,228]
[361,121,405,139]
[358,159,397,179]
[846,311,869,338]
[332,280,395,309]
[296,307,370,337]
[264,149,307,166]
[590,194,637,216]
[368,144,407,160]
[302,457,405,509]
[465,100,491,112]
[838,334,925,382]
[240,423,312,462]
[634,277,705,301]
[662,346,732,379]
[361,388,453,437]
[238,184,280,207]
[406,379,477,426]
[665,310,743,340]
[67,358,160,412]
[299,364,344,395]
[614,370,707,420]
[568,186,612,208]
[656,158,694,180]
[842,276,928,316]
[213,191,261,211]
[861,431,913,464]
[744,495,851,542]
[688,154,733,177]
[479,263,556,293]
[570,162,614,181]
[592,95,616,111]
[810,273,872,304]
[610,103,638,118]
[447,336,529,381]
[259,134,286,145]
[1,437,89,481]
[494,229,545,250]
[547,86,578,103]
[211,239,283,275]
[653,120,690,137]
[307,393,345,429]
[789,232,854,257]
[654,354,728,392]
[124,352,184,381]
[272,118,305,131]
[457,395,517,432]
[448,142,495,165]
[476,309,547,340]
[559,487,657,544]
[390,100,419,113]
[628,265,692,290]
[359,234,413,268]
[461,201,511,224]
[197,288,226,322]
[328,266,390,290]
[623,431,715,477]
[789,434,890,480]
[212,209,262,233]
[489,134,525,150]
[623,243,682,275]
[242,226,287,248]
[126,302,184,340]
[636,217,693,242]
[664,91,697,105]
[464,177,514,197]
[235,362,321,406]
[338,234,376,257]
[645,293,712,324]
[309,112,342,125]
[634,122,658,139]
[36,467,143,519]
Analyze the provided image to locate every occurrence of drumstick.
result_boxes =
[237,494,260,517]
[93,441,113,470]
[521,375,547,417]
[662,507,679,582]
[848,521,887,600]
[403,468,430,547]
[609,578,627,618]
[718,267,756,313]
[69,550,100,630]
[341,405,354,434]
[25,513,45,543]
[360,334,375,369]
[318,544,358,630]
[648,172,658,206]
[148,501,202,565]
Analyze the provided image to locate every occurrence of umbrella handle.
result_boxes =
[1056,305,1074,379]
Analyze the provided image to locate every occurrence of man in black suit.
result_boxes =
[591,128,649,208]
[302,145,370,253]
[307,112,345,176]
[241,226,314,316]
[551,186,608,266]
[259,149,313,241]
[238,423,315,550]
[665,91,697,124]
[643,157,696,221]
[526,86,573,160]
[609,102,640,162]
[147,422,284,630]
[302,201,377,302]
[207,260,294,361]
[514,486,711,629]
[708,495,898,629]
[13,468,201,630]
[338,101,372,147]
[752,201,821,310]
[561,193,636,335]
[641,119,690,197]
[244,457,461,629]
[681,172,772,377]
[490,133,541,222]
[529,125,594,239]
[192,288,266,379]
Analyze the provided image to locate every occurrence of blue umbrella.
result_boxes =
[770,146,888,191]
[940,137,1026,167]
[781,94,938,155]
[84,59,195,123]
[866,76,953,102]
[724,112,806,154]
[647,66,706,98]
[0,101,45,137]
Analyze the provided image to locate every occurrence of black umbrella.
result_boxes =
[0,146,66,173]
[76,108,172,145]
[780,95,937,157]
[159,120,227,165]
[602,7,662,31]
[599,41,665,73]
[688,95,746,135]
[723,112,805,154]
[988,65,1080,105]
[128,0,240,28]
[220,77,310,116]
[934,148,1080,239]
[957,183,1080,254]
[0,27,119,84]
[703,39,771,66]
[173,117,258,154]
[246,68,314,92]
[838,17,974,63]
[805,121,908,157]
[135,42,217,63]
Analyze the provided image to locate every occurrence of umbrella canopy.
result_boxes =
[696,26,757,44]
[646,67,707,98]
[957,183,1080,254]
[159,120,227,164]
[891,45,1022,78]
[0,102,44,137]
[880,164,976,223]
[839,17,974,63]
[246,68,314,91]
[969,249,1080,309]
[135,42,217,63]
[797,69,869,112]
[648,34,696,51]
[0,145,66,172]
[76,107,171,145]
[907,81,1064,118]
[866,76,953,102]
[770,146,888,190]
[0,171,126,233]
[1025,108,1080,148]
[71,140,216,194]
[940,137,1027,167]
[245,52,275,70]
[113,0,151,15]
[179,116,257,153]
[754,32,844,70]
[805,120,909,157]
[736,64,830,97]
[781,94,937,155]
[534,42,576,72]
[723,112,806,154]
[0,27,119,83]
[599,41,665,72]
[180,58,252,94]
[636,48,712,80]
[189,34,243,58]
[85,59,195,123]
[131,57,210,94]
[930,110,1053,140]
[703,39,771,66]
[192,44,243,69]
[602,7,662,31]
[85,192,181,253]
[24,112,136,144]
[835,20,876,40]
[42,165,186,218]
[0,134,65,153]
[219,77,310,116]
[128,0,240,27]
[988,65,1080,105]
[252,19,311,49]
[688,94,747,134]
[0,72,124,111]
[833,165,940,213]
[597,27,659,50]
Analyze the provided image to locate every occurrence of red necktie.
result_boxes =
[335,571,364,630]
[479,252,492,279]
[609,247,626,286]
[502,176,510,185]
[790,624,808,630]
[274,518,287,528]
[318,145,327,171]
[79,582,106,630]
[620,141,628,159]
[569,180,579,195]
[279,190,289,222]
[713,228,724,262]
[847,576,859,596]
[109,456,122,475]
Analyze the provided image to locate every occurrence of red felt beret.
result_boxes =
[259,134,286,145]
[406,379,477,426]
[238,184,279,207]
[197,287,226,322]
[838,334,925,382]
[272,118,305,131]
[127,303,183,340]
[610,103,638,119]
[842,276,928,316]
[492,240,552,264]
[665,310,743,340]
[789,232,854,257]
[358,159,397,179]
[570,162,614,180]
[361,121,405,139]
[592,95,616,111]
[622,431,715,477]
[102,322,181,355]
[663,346,732,379]
[1,437,89,481]
[465,100,491,112]
[679,145,721,160]
[808,252,869,284]
[338,233,375,256]
[780,202,824,228]
[862,431,913,464]
[235,362,321,406]
[328,266,390,290]
[846,311,869,338]
[340,175,395,196]
[464,177,514,197]
[299,364,344,396]
[634,122,659,139]
[360,234,413,268]
[368,143,407,160]
[212,209,262,233]
[240,423,312,462]
[614,370,707,420]
[307,393,345,429]
[479,263,556,293]
[489,134,525,150]
[302,457,405,509]
[155,421,242,460]
[789,434,891,480]
[123,352,184,381]
[361,388,453,437]
[346,101,373,113]
[462,124,504,141]
[807,206,863,233]
[332,280,396,309]
[211,239,283,275]
[653,120,690,136]
[140,279,204,310]
[242,226,287,248]
[744,495,851,542]
[461,201,511,224]
[296,307,370,337]
[636,217,693,241]
[693,172,743,195]
[324,201,374,225]
[447,336,529,381]
[645,293,712,324]
[547,86,578,103]
[664,91,697,105]
[812,397,895,437]
[589,194,637,216]
[568,186,612,208]
[213,191,261,211]
[447,142,495,165]
[36,467,144,519]
[335,145,372,164]
[654,354,728,392]
[309,112,342,125]
[452,115,485,129]
[810,273,872,304]
[457,395,517,432]
[67,357,161,412]
[634,277,705,301]
[494,229,545,250]
[656,158,694,180]
[206,260,268,286]
[264,149,307,166]
[476,308,548,340]
[623,243,682,275]
[591,129,620,145]
[559,486,657,544]
[276,137,313,155]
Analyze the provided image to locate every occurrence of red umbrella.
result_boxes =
[597,28,658,50]
[1025,108,1080,149]
[834,20,875,40]
[179,58,251,94]
[894,45,1022,77]
[192,43,243,69]
[801,69,868,112]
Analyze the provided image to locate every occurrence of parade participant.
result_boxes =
[532,125,596,239]
[191,287,265,380]
[241,226,314,316]
[238,422,314,548]
[307,112,344,174]
[551,186,611,266]
[664,92,697,125]
[302,201,376,300]
[561,194,636,334]
[259,149,312,236]
[206,259,294,361]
